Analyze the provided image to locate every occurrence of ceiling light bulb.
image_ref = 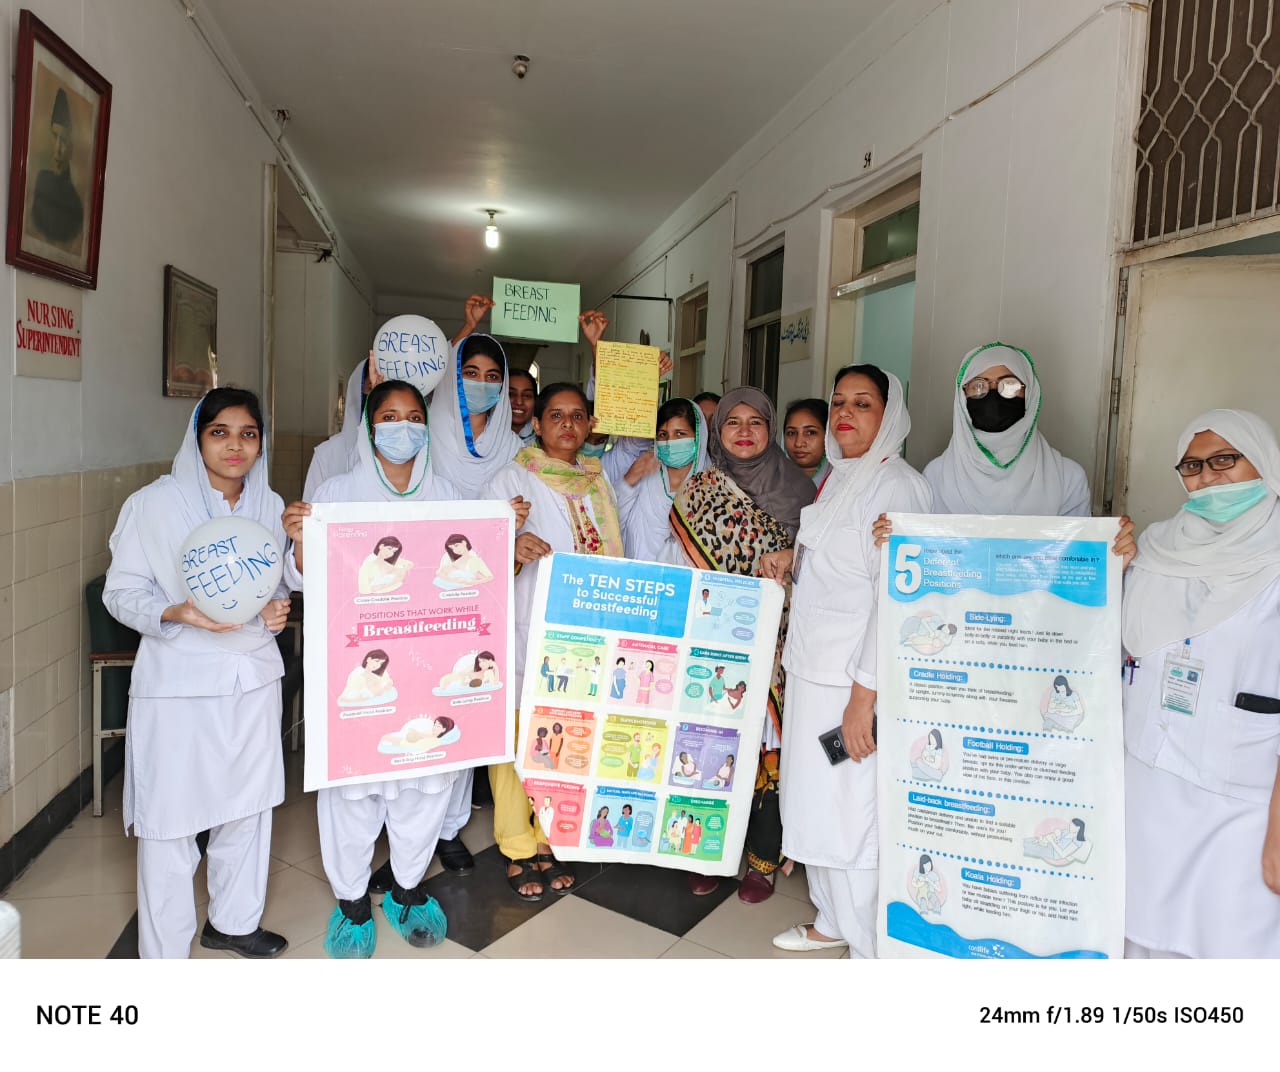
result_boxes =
[485,224,499,249]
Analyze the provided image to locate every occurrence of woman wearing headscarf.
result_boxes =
[284,379,462,958]
[671,387,816,901]
[620,396,710,563]
[924,342,1090,517]
[486,382,625,900]
[761,365,934,955]
[1121,409,1280,958]
[104,388,295,958]
[304,359,369,500]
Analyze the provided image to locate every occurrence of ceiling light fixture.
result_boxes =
[484,209,500,250]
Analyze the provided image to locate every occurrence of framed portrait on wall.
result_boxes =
[163,266,218,399]
[5,10,112,289]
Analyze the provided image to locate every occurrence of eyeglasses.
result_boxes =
[1173,453,1245,477]
[963,375,1024,400]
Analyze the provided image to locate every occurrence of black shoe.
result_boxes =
[368,859,394,895]
[436,835,475,876]
[199,921,288,959]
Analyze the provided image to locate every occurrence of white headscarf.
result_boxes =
[795,368,912,552]
[121,394,279,652]
[317,390,446,503]
[925,343,1080,515]
[621,398,710,561]
[1121,409,1280,657]
[427,334,522,498]
[303,360,367,498]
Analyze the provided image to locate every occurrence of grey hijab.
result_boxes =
[708,387,815,536]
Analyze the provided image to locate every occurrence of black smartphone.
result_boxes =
[818,726,850,765]
[1235,692,1280,714]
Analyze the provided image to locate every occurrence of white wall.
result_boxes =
[591,0,1145,489]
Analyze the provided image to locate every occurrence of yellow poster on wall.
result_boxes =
[593,341,660,437]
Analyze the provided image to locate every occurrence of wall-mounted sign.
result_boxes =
[779,307,811,366]
[16,272,82,380]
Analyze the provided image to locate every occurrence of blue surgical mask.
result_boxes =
[462,380,503,415]
[656,438,698,470]
[1182,478,1268,523]
[373,420,427,463]
[580,441,607,459]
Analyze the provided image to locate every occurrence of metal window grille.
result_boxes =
[1132,0,1280,247]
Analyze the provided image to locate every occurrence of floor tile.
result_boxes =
[7,892,138,957]
[773,862,812,903]
[482,896,678,958]
[682,886,845,959]
[572,862,738,935]
[4,834,137,899]
[60,782,127,839]
[660,938,730,959]
[258,864,344,950]
[268,799,321,865]
[422,844,557,952]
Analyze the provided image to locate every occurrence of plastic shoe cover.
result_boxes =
[383,889,448,947]
[324,904,376,959]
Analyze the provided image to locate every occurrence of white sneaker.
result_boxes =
[771,923,849,951]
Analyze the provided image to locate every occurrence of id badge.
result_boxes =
[791,543,807,583]
[1160,653,1205,716]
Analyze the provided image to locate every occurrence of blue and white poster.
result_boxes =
[516,553,784,874]
[877,514,1124,959]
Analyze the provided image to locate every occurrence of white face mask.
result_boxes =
[373,420,427,463]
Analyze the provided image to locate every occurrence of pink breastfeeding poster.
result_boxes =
[302,501,516,791]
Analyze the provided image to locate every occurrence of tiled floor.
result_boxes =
[1,750,848,959]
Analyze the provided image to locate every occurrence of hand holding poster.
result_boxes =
[490,277,581,343]
[876,514,1123,959]
[515,553,783,875]
[302,501,515,792]
[593,341,660,437]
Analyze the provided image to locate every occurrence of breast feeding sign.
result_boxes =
[302,501,516,792]
[490,277,580,343]
[876,514,1124,959]
[515,553,783,875]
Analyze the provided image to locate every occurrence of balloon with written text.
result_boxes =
[178,517,284,625]
[371,316,449,397]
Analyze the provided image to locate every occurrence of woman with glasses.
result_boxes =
[924,342,1091,517]
[1121,410,1280,958]
[671,388,816,901]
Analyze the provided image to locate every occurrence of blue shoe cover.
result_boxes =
[383,889,448,947]
[324,904,376,959]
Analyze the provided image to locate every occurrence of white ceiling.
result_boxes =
[202,0,890,300]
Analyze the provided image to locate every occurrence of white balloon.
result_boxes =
[178,517,285,625]
[371,315,450,397]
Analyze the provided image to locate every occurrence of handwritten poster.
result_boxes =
[490,277,581,343]
[593,341,660,437]
[516,553,783,874]
[302,501,516,791]
[876,514,1124,959]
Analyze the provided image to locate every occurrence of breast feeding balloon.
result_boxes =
[178,517,284,625]
[371,315,449,397]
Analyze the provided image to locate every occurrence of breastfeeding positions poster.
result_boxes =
[516,553,783,875]
[302,501,515,791]
[877,514,1123,959]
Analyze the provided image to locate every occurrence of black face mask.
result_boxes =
[967,393,1026,434]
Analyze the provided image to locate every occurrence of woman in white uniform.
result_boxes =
[1121,409,1280,958]
[620,397,709,563]
[284,379,461,958]
[104,388,294,958]
[304,358,368,500]
[761,364,933,955]
[923,342,1090,517]
[486,382,625,900]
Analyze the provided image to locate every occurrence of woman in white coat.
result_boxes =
[485,382,625,900]
[924,342,1090,517]
[1121,409,1280,958]
[761,364,934,956]
[284,379,462,958]
[104,388,294,958]
[619,396,710,563]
